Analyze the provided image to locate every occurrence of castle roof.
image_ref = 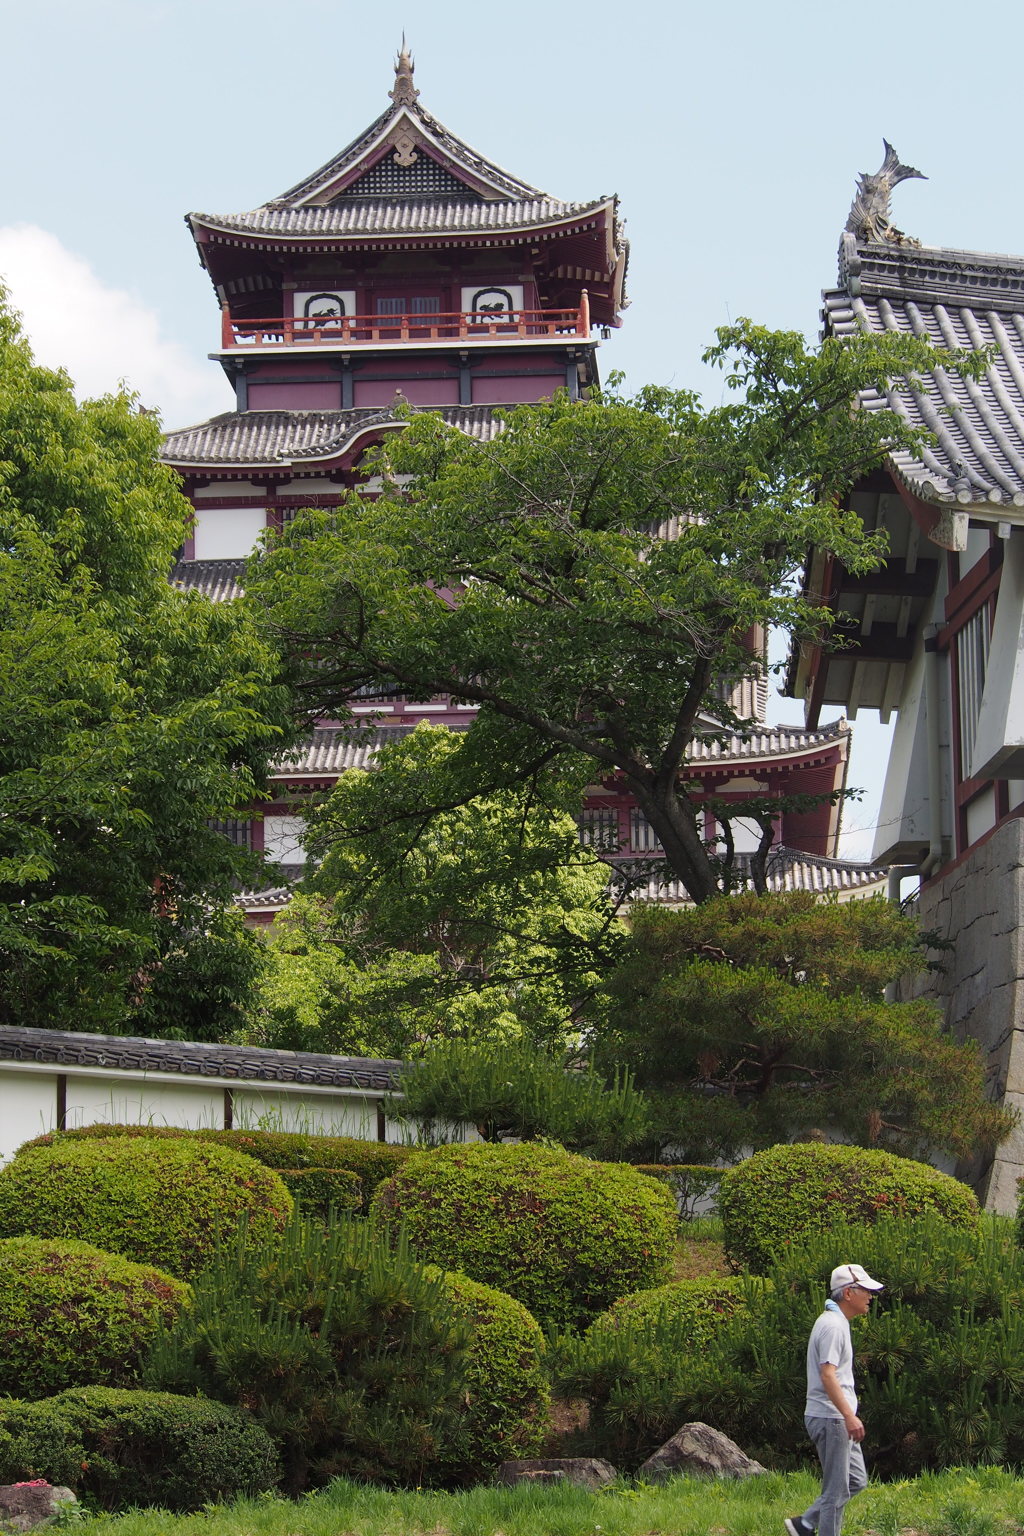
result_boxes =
[163,405,503,471]
[824,231,1024,546]
[187,47,627,316]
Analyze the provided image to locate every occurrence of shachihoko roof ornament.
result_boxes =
[389,38,420,108]
[844,140,926,246]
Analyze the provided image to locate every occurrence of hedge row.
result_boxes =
[25,1124,412,1212]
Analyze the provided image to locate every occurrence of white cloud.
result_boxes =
[0,224,228,429]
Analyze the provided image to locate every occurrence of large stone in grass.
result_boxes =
[0,1484,77,1532]
[639,1422,767,1481]
[496,1457,617,1489]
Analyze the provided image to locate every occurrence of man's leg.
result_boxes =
[800,1417,855,1536]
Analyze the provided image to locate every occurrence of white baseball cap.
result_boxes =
[830,1263,884,1292]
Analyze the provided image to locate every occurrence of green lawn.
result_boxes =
[68,1469,1023,1536]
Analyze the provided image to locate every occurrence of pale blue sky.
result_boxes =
[4,0,1021,858]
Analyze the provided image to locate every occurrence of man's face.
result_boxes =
[845,1283,874,1317]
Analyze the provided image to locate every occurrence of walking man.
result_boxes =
[784,1262,884,1536]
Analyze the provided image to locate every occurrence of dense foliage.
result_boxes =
[244,726,619,1057]
[26,1122,413,1213]
[0,293,287,1033]
[670,1214,1024,1475]
[0,1236,188,1399]
[0,1136,292,1277]
[247,326,983,904]
[395,1038,649,1158]
[0,1387,280,1510]
[557,1277,749,1464]
[372,1142,676,1329]
[144,1211,473,1492]
[599,894,1013,1162]
[428,1269,550,1480]
[719,1143,979,1274]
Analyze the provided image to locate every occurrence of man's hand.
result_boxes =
[844,1414,865,1443]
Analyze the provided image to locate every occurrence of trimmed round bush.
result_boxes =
[0,1237,189,1399]
[372,1142,676,1329]
[588,1276,746,1354]
[0,1387,280,1510]
[719,1142,979,1274]
[0,1137,292,1278]
[24,1124,413,1213]
[430,1269,550,1479]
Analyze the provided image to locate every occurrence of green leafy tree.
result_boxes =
[0,295,288,1032]
[597,892,1014,1162]
[244,724,618,1056]
[247,323,984,903]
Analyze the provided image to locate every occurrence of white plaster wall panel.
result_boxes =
[965,786,997,846]
[193,506,268,560]
[231,1088,378,1139]
[287,479,343,495]
[63,1078,224,1133]
[872,637,932,863]
[293,291,356,321]
[263,815,307,864]
[460,284,524,314]
[971,531,1024,779]
[0,1070,58,1164]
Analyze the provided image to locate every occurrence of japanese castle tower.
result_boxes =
[163,49,877,916]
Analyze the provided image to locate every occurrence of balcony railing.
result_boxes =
[220,299,590,349]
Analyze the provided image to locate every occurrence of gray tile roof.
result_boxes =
[170,558,245,601]
[687,717,849,764]
[622,848,887,904]
[272,726,415,778]
[193,197,612,241]
[0,1024,401,1091]
[162,406,503,468]
[825,233,1024,512]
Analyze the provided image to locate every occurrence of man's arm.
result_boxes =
[819,1362,865,1442]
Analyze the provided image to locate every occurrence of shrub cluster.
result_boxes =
[372,1142,676,1329]
[427,1269,550,1480]
[144,1211,477,1492]
[674,1213,1024,1475]
[557,1277,748,1464]
[0,1137,292,1278]
[0,1387,280,1510]
[631,1164,721,1219]
[24,1124,413,1213]
[0,1237,189,1400]
[277,1167,361,1221]
[719,1142,979,1273]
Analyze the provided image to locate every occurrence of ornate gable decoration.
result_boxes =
[845,140,926,247]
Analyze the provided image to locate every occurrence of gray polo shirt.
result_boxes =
[805,1303,856,1419]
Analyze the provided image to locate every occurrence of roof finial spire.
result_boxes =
[390,36,420,107]
[845,140,926,246]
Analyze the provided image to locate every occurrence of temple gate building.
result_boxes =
[162,49,881,919]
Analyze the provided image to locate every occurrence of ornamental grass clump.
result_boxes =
[0,1387,280,1510]
[144,1211,476,1492]
[0,1237,189,1400]
[0,1136,292,1278]
[372,1142,676,1330]
[719,1141,979,1274]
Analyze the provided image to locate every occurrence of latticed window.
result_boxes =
[578,808,621,851]
[630,809,663,852]
[337,155,481,200]
[375,296,441,316]
[207,818,251,849]
[956,605,992,772]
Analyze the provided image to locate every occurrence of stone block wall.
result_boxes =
[914,816,1024,1212]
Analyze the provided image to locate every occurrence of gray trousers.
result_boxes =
[800,1415,868,1536]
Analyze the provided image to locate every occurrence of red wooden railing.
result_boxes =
[220,304,590,348]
